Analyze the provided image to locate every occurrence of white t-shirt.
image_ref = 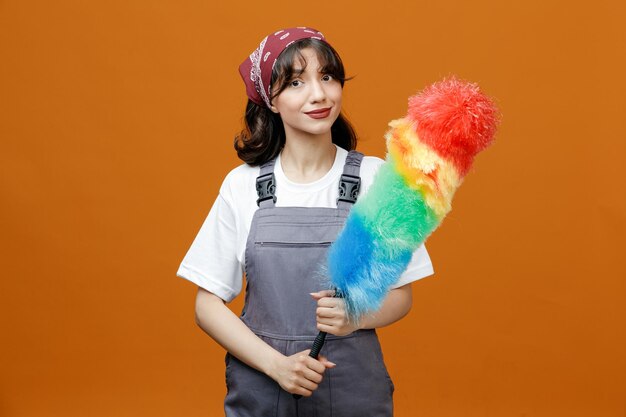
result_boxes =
[177,145,435,303]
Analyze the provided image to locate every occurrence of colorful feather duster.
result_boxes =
[327,76,499,322]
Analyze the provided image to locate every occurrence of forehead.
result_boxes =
[291,47,324,70]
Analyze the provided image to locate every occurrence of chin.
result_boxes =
[306,127,334,137]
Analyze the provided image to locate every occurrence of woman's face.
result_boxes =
[270,47,343,140]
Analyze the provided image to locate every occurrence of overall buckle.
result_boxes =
[256,173,277,206]
[337,174,361,204]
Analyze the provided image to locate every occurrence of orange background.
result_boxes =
[1,1,624,416]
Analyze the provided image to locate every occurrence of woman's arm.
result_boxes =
[312,283,413,336]
[194,287,335,396]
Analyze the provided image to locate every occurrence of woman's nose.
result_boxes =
[309,80,327,102]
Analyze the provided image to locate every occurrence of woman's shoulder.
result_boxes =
[358,153,385,175]
[356,153,386,194]
[223,162,260,181]
[360,154,385,170]
[219,163,260,201]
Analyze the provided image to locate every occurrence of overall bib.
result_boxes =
[224,151,394,417]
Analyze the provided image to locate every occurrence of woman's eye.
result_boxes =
[290,80,303,87]
[322,74,333,82]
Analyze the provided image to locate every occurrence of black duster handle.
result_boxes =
[308,330,328,358]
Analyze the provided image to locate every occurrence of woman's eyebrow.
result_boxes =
[291,67,325,76]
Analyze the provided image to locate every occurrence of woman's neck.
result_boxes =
[280,135,337,183]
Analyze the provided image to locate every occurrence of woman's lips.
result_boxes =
[305,107,332,119]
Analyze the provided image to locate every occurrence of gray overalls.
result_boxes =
[224,151,395,417]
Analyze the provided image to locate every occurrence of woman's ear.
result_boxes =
[269,104,279,114]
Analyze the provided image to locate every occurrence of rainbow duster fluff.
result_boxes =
[327,77,499,322]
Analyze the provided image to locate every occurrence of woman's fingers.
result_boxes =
[301,353,326,374]
[295,387,314,397]
[318,355,337,369]
[309,289,335,300]
[279,351,338,395]
[294,351,334,393]
[297,356,336,393]
[296,376,319,392]
[316,306,337,319]
[274,350,337,396]
[302,366,324,384]
[317,296,340,308]
[316,322,336,333]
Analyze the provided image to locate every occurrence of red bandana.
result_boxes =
[239,27,328,108]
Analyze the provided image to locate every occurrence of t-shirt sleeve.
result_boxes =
[176,192,243,303]
[389,243,435,288]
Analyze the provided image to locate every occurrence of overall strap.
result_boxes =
[256,158,277,208]
[337,150,364,209]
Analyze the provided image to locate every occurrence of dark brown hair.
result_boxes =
[234,38,357,166]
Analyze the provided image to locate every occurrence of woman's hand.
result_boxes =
[311,290,361,336]
[267,349,336,397]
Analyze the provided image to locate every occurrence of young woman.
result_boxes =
[177,27,434,417]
